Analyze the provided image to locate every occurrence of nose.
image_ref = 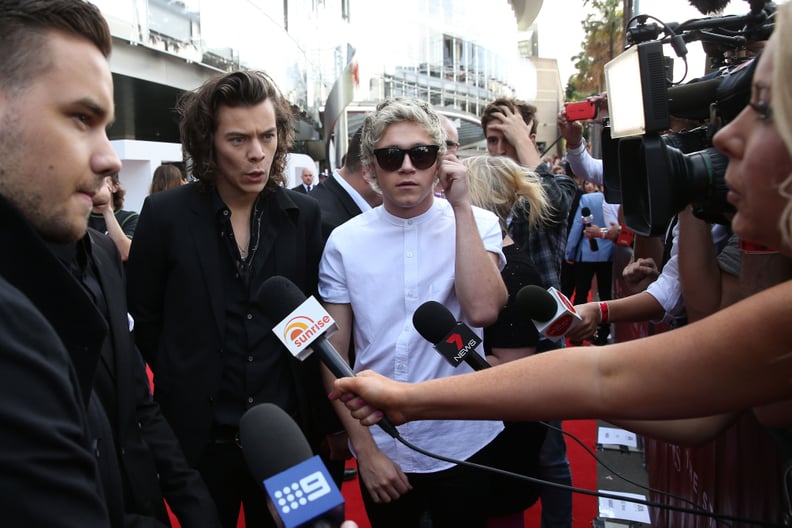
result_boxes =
[248,139,266,161]
[92,134,122,178]
[398,151,415,172]
[712,113,744,161]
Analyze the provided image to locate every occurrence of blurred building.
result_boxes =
[94,0,561,211]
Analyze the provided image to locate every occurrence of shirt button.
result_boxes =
[223,210,230,216]
[406,251,414,258]
[248,396,254,404]
[246,313,253,320]
[247,355,254,362]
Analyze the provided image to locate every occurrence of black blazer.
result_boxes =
[89,230,220,527]
[310,173,363,243]
[126,183,330,464]
[291,183,311,193]
[0,195,112,526]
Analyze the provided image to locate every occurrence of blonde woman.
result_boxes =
[463,155,552,527]
[464,155,550,365]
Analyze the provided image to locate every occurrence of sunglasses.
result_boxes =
[372,145,440,172]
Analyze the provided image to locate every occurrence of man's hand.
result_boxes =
[623,257,660,293]
[583,224,602,240]
[355,449,412,504]
[559,93,610,148]
[557,111,584,148]
[489,105,534,149]
[437,154,471,207]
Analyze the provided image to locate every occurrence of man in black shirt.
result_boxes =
[126,70,334,528]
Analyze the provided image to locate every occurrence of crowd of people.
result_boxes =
[1,0,791,527]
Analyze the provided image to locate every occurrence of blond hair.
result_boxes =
[360,98,446,193]
[463,155,551,232]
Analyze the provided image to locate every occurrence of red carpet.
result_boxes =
[152,366,599,528]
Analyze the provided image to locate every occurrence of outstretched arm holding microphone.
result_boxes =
[331,9,792,443]
[331,279,792,426]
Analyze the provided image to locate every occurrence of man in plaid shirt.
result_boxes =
[481,98,577,291]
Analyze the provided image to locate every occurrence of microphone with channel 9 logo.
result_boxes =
[239,403,345,528]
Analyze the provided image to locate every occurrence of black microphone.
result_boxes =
[412,300,491,372]
[239,403,344,528]
[257,275,400,438]
[515,285,582,342]
[581,207,599,251]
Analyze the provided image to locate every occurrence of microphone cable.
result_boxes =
[388,431,782,527]
[540,420,714,519]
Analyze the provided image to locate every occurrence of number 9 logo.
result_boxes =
[300,471,331,501]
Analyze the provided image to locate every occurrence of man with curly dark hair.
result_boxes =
[126,70,336,528]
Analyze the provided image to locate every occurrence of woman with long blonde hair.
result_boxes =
[463,155,552,527]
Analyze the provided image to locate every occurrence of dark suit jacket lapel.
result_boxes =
[0,195,106,401]
[328,174,363,219]
[252,188,300,275]
[188,190,226,340]
[88,230,133,438]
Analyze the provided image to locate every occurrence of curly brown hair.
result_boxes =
[176,70,294,191]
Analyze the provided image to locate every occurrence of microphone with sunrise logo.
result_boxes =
[516,285,582,342]
[258,275,400,439]
[581,207,599,252]
[240,403,345,528]
[412,300,491,372]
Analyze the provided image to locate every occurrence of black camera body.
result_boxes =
[602,1,774,236]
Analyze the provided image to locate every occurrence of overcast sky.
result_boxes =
[536,0,764,87]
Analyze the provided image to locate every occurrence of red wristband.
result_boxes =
[599,301,609,324]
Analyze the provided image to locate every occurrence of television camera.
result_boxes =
[601,0,775,236]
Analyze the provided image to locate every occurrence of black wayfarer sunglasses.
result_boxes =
[372,145,440,172]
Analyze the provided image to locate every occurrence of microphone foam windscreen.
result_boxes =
[515,285,558,323]
[412,300,457,345]
[688,0,731,14]
[257,275,308,322]
[581,207,592,217]
[239,403,313,482]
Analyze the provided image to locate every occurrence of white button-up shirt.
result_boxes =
[319,198,506,473]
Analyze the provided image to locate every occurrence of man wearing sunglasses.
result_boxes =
[481,98,578,528]
[318,98,508,527]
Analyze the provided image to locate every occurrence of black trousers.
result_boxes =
[198,441,276,528]
[572,261,612,306]
[359,439,496,528]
